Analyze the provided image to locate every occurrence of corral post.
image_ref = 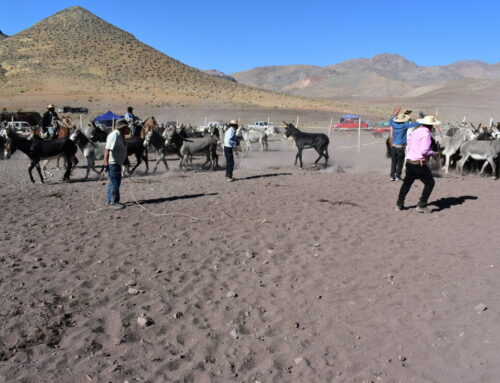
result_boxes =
[204,117,207,127]
[296,115,299,127]
[435,107,438,117]
[328,117,333,138]
[490,117,493,128]
[358,118,361,153]
[267,117,270,127]
[112,118,115,129]
[79,114,82,129]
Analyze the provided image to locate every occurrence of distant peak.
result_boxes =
[449,59,486,67]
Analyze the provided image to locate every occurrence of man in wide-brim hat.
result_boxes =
[41,103,60,138]
[223,120,239,182]
[388,106,420,181]
[396,115,440,213]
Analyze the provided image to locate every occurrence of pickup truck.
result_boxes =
[247,121,278,132]
[6,121,32,132]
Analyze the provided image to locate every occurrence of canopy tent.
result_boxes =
[92,111,124,127]
[339,114,360,121]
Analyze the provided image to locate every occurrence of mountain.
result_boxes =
[232,54,500,99]
[0,30,8,40]
[202,70,237,83]
[0,7,327,109]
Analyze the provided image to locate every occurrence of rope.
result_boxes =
[222,210,267,223]
[127,177,211,223]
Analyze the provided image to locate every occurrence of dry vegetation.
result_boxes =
[0,7,335,111]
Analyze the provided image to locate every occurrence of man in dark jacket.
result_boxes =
[41,104,60,138]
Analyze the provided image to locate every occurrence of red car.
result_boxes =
[332,114,371,130]
[372,121,391,138]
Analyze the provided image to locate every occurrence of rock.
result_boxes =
[294,357,304,365]
[230,328,238,338]
[126,280,137,287]
[398,355,406,362]
[137,316,152,327]
[128,288,139,295]
[475,303,487,312]
[227,291,238,298]
[313,243,320,247]
[174,311,183,319]
[244,251,254,259]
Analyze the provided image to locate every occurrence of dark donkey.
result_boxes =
[124,137,149,175]
[283,122,329,169]
[4,128,77,183]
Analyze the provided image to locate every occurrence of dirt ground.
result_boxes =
[1,130,499,383]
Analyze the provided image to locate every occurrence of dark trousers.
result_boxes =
[390,146,406,179]
[224,146,234,178]
[397,162,435,207]
[106,164,122,203]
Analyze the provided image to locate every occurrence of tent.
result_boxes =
[92,111,124,127]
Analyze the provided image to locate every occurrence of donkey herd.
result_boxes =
[1,115,499,184]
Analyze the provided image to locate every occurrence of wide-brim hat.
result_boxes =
[417,115,441,126]
[47,104,55,109]
[229,119,238,127]
[393,112,411,123]
[115,118,129,129]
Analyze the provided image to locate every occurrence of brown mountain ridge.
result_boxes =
[0,6,329,110]
[233,54,500,99]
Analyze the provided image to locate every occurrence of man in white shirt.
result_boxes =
[104,119,129,209]
[224,120,239,181]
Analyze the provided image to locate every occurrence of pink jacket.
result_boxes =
[406,126,436,161]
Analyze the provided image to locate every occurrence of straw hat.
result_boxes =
[417,115,441,126]
[47,104,55,109]
[229,120,238,127]
[393,111,412,123]
[115,118,129,129]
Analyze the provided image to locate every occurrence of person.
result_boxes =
[224,120,239,182]
[388,106,420,181]
[396,115,440,213]
[103,119,129,209]
[124,106,140,137]
[41,104,60,138]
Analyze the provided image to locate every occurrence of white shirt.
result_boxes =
[224,127,238,148]
[105,130,127,165]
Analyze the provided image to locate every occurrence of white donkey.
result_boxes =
[457,138,500,179]
[237,126,276,152]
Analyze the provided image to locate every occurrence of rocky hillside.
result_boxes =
[233,54,500,99]
[202,70,237,83]
[0,7,328,109]
[0,30,8,40]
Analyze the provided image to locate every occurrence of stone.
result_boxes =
[126,280,137,287]
[137,316,152,327]
[294,357,304,365]
[230,329,238,338]
[398,355,406,362]
[227,291,238,298]
[174,311,183,319]
[475,303,487,312]
[244,251,255,259]
[128,288,139,295]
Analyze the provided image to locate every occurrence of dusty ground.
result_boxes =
[1,131,499,383]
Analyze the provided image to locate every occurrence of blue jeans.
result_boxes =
[224,147,234,178]
[106,164,122,203]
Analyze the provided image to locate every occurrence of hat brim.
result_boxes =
[416,118,441,126]
[394,116,411,123]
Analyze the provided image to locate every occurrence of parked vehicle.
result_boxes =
[372,121,391,138]
[7,121,32,132]
[331,114,371,131]
[247,121,278,132]
[57,106,89,114]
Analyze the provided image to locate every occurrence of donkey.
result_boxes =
[237,126,276,152]
[283,122,329,169]
[3,128,77,183]
[70,128,106,179]
[457,139,500,179]
[123,137,149,175]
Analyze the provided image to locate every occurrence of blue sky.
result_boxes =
[1,0,499,73]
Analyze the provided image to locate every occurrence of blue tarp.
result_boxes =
[92,111,124,127]
[340,114,360,120]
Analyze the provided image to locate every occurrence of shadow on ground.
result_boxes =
[134,192,218,205]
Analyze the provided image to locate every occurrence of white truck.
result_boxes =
[247,120,278,132]
[7,121,32,132]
